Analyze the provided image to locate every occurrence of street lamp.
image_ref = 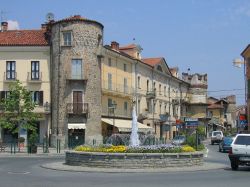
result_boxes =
[233,58,247,132]
[108,101,117,134]
[43,101,50,153]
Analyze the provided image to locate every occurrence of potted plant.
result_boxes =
[28,133,38,154]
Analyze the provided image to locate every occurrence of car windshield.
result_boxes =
[223,137,233,145]
[213,132,222,136]
[234,136,250,145]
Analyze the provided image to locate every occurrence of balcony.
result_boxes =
[27,72,42,83]
[65,73,87,83]
[146,90,156,99]
[3,72,17,82]
[102,81,134,98]
[102,106,131,118]
[67,103,88,114]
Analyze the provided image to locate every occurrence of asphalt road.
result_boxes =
[0,143,249,187]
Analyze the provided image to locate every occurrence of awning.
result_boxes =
[68,123,86,129]
[101,118,153,133]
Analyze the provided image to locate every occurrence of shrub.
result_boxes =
[181,145,195,152]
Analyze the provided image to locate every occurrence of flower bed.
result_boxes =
[74,144,195,153]
[65,144,202,169]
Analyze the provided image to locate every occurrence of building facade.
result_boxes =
[0,22,51,144]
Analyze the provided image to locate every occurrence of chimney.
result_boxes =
[1,22,8,32]
[111,41,119,51]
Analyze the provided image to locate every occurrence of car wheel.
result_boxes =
[231,161,239,171]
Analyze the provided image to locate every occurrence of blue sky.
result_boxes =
[1,0,249,105]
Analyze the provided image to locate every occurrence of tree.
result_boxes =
[0,80,39,144]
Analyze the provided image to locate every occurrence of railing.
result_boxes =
[102,81,134,96]
[66,103,88,114]
[65,73,87,81]
[27,72,42,82]
[146,90,156,99]
[4,72,17,81]
[102,107,131,118]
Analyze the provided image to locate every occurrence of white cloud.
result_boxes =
[7,20,19,30]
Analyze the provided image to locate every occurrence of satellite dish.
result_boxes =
[46,13,54,22]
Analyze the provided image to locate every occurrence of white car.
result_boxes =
[228,134,250,170]
[211,131,223,145]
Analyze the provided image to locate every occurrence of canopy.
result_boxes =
[101,118,153,133]
[68,123,86,129]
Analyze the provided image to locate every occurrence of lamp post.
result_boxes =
[43,101,50,153]
[108,101,117,134]
[233,58,247,132]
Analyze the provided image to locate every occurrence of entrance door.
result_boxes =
[73,91,83,113]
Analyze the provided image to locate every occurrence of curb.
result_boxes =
[41,162,228,173]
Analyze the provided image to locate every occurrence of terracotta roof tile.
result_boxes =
[0,30,49,46]
[142,57,163,66]
[119,44,137,50]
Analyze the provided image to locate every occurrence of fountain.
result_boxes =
[129,104,140,146]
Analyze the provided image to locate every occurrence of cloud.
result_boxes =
[7,20,19,30]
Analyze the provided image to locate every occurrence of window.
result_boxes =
[159,84,161,95]
[124,78,128,93]
[138,76,141,89]
[138,99,141,114]
[108,73,112,90]
[164,86,166,96]
[164,104,167,114]
[157,65,163,72]
[153,82,156,90]
[6,61,16,80]
[63,32,72,46]
[108,58,112,67]
[153,102,156,113]
[123,64,127,72]
[159,104,162,114]
[108,98,113,108]
[124,102,128,115]
[31,61,40,80]
[72,59,82,79]
[31,91,43,106]
[147,80,149,92]
[234,136,250,145]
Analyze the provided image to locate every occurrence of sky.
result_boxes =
[1,0,249,105]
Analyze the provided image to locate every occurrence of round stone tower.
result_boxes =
[50,15,103,147]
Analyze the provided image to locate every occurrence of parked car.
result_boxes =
[228,134,250,170]
[219,136,233,152]
[211,131,223,145]
[172,135,186,145]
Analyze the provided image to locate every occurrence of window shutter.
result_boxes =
[39,91,43,106]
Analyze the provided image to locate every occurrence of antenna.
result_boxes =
[0,10,7,22]
[46,12,55,22]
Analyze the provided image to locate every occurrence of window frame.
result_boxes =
[62,31,72,46]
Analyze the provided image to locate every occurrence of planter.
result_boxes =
[65,151,204,169]
[28,145,37,154]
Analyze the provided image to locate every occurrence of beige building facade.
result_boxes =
[0,32,51,144]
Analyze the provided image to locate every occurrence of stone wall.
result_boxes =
[50,19,103,147]
[65,151,204,168]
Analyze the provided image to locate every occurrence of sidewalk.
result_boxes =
[0,146,66,158]
[41,161,228,173]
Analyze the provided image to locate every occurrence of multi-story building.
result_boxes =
[0,15,210,147]
[241,45,250,132]
[0,21,51,143]
[182,73,209,131]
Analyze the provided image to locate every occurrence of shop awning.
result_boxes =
[101,118,153,133]
[68,123,86,129]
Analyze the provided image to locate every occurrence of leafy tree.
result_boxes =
[0,80,39,143]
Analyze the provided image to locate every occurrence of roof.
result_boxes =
[119,44,137,50]
[0,30,49,46]
[207,104,224,109]
[142,57,163,66]
[52,15,104,28]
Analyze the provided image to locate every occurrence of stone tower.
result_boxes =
[50,15,103,147]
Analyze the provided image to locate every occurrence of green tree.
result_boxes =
[0,80,39,144]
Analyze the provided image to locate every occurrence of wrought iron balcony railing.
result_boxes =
[66,103,88,114]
